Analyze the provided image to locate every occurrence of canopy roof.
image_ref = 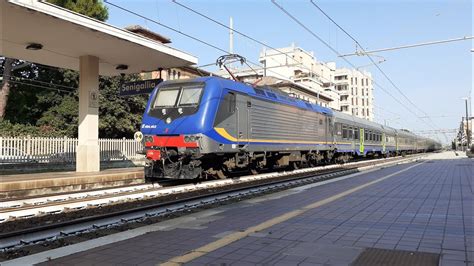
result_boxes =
[0,0,197,76]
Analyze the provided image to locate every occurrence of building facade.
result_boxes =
[125,25,215,81]
[334,68,374,121]
[258,44,339,110]
[457,117,473,150]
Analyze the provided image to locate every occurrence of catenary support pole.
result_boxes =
[466,99,471,149]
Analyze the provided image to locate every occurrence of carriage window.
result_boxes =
[342,126,348,139]
[348,127,353,139]
[365,130,368,141]
[354,128,359,139]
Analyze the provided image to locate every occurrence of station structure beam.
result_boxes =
[0,0,198,172]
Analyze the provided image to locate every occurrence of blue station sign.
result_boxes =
[119,78,163,96]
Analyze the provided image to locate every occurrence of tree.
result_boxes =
[47,0,108,21]
[0,0,108,120]
[1,0,150,139]
[0,58,14,119]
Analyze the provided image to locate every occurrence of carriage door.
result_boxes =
[235,93,250,146]
[359,128,365,154]
[327,117,335,146]
[382,132,386,153]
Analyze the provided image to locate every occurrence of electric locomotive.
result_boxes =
[136,76,440,181]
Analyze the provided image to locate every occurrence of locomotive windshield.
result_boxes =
[152,85,203,108]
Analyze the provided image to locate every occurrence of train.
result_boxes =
[136,76,441,181]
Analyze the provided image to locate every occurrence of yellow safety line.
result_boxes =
[160,162,423,266]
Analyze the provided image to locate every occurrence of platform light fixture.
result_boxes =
[116,64,128,71]
[25,43,43,50]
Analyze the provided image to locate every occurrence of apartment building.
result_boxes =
[334,68,374,121]
[258,44,339,110]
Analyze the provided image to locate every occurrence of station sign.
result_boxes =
[119,78,163,96]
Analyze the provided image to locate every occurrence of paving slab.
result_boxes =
[3,151,472,266]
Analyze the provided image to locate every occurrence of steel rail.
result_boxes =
[0,156,405,222]
[0,155,424,251]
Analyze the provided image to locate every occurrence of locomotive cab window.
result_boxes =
[154,89,180,107]
[153,85,203,108]
[179,87,203,106]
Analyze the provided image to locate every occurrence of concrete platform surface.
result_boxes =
[0,167,144,199]
[3,151,472,266]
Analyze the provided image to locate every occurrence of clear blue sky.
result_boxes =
[107,0,472,144]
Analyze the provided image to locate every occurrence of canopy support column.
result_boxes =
[76,55,100,172]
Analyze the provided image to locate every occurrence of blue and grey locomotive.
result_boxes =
[137,76,440,181]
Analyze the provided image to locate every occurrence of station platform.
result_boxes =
[4,151,472,266]
[0,168,144,199]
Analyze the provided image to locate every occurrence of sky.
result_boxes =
[107,0,473,144]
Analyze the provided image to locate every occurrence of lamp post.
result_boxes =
[463,97,471,150]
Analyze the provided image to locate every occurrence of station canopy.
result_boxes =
[0,0,198,75]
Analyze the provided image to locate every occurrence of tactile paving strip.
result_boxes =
[352,248,440,266]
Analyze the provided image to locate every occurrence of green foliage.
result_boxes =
[4,70,148,138]
[98,75,148,139]
[47,0,108,21]
[1,0,151,139]
[0,120,67,137]
[37,95,79,137]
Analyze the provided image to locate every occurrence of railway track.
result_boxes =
[0,155,424,252]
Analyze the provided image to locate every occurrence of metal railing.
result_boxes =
[0,136,144,164]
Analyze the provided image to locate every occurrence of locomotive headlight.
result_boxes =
[144,135,154,143]
[184,135,200,142]
[165,117,172,124]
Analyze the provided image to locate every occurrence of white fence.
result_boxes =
[0,136,144,164]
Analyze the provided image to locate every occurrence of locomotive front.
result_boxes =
[136,78,218,181]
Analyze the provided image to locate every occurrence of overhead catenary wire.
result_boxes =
[4,74,77,91]
[172,0,336,85]
[339,36,474,57]
[7,79,76,95]
[104,0,327,92]
[308,0,447,139]
[170,0,399,124]
[272,0,443,140]
[309,1,436,116]
[108,0,434,136]
[106,0,442,142]
[104,0,229,54]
